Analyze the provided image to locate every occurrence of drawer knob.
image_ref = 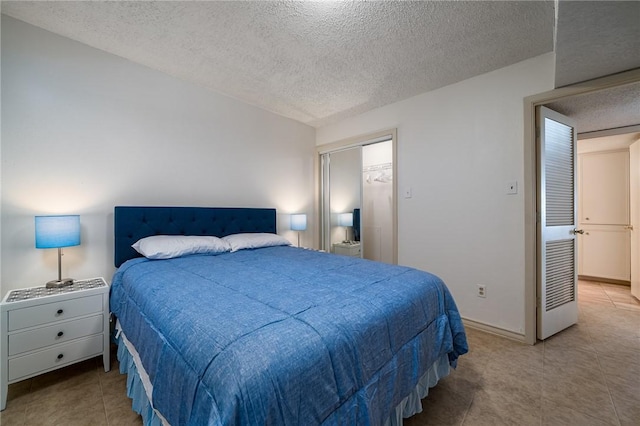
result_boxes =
[57,331,64,337]
[56,309,64,315]
[57,353,64,360]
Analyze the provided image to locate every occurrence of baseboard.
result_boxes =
[462,318,527,344]
[579,275,630,286]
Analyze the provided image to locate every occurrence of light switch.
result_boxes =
[506,180,518,194]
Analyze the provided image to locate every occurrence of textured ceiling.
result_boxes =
[555,1,640,88]
[2,1,637,132]
[551,0,640,134]
[1,1,555,127]
[547,82,640,134]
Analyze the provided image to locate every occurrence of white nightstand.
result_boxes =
[332,242,362,257]
[0,277,110,411]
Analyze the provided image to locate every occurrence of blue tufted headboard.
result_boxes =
[114,206,277,267]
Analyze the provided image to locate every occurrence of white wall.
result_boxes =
[1,16,316,296]
[317,53,556,334]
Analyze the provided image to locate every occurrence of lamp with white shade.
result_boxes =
[290,214,307,247]
[35,215,81,288]
[338,212,353,243]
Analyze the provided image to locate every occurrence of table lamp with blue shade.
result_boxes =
[338,212,353,242]
[35,215,81,288]
[290,214,307,247]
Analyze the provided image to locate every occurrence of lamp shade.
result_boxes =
[290,214,307,231]
[338,212,353,227]
[35,215,81,249]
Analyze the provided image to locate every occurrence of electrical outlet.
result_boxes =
[477,284,486,298]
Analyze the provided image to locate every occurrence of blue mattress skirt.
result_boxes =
[115,322,451,426]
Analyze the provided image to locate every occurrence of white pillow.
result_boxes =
[132,235,231,259]
[222,233,291,252]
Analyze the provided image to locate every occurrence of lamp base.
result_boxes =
[46,278,74,288]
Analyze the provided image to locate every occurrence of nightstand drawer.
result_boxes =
[7,294,103,331]
[8,314,104,356]
[8,334,103,381]
[333,243,361,257]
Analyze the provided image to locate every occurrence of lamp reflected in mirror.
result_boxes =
[338,213,353,243]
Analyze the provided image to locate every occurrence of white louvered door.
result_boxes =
[537,106,579,340]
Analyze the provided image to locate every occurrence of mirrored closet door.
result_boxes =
[319,132,397,264]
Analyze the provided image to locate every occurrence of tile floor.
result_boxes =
[406,280,640,426]
[1,280,638,426]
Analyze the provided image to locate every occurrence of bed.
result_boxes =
[109,206,468,425]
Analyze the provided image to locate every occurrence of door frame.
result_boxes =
[315,128,398,264]
[630,140,640,299]
[523,68,640,344]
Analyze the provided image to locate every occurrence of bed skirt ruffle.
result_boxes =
[385,353,450,426]
[115,323,450,426]
[115,322,167,426]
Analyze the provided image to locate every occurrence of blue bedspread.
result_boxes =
[110,246,467,425]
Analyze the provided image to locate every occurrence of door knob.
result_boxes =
[571,229,584,235]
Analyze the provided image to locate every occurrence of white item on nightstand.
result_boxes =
[0,278,110,411]
[332,242,362,257]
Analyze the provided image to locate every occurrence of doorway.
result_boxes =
[318,129,398,264]
[576,133,639,285]
[523,69,640,344]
